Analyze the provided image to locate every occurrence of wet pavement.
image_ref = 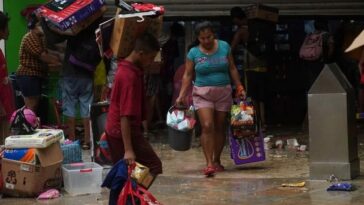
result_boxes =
[1,126,364,205]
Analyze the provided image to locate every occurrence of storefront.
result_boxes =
[104,0,364,126]
[2,0,364,127]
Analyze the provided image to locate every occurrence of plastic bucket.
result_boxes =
[168,127,192,151]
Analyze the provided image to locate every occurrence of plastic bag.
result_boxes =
[94,60,107,86]
[230,100,255,127]
[118,164,162,205]
[37,189,60,200]
[327,183,355,191]
[166,105,195,131]
[230,98,258,138]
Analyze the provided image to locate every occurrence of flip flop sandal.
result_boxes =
[202,166,215,177]
[214,164,225,172]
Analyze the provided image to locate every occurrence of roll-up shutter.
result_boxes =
[105,0,364,17]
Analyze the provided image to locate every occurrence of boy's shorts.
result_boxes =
[106,132,163,176]
[62,77,93,118]
[192,85,232,112]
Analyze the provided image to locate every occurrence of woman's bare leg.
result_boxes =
[213,110,228,167]
[197,108,215,168]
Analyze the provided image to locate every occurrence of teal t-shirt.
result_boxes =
[187,40,231,86]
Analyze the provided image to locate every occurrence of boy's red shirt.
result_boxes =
[105,60,145,138]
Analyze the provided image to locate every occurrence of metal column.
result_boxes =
[308,63,360,180]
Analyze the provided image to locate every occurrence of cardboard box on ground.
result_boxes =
[5,129,64,149]
[1,142,63,197]
[110,8,163,58]
[244,4,279,23]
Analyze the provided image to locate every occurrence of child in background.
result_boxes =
[105,32,162,177]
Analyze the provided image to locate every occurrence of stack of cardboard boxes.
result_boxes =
[1,129,64,197]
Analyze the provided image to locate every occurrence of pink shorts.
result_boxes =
[192,85,232,112]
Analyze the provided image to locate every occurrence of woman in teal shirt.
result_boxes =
[176,21,245,177]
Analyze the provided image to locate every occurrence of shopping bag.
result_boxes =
[110,8,163,58]
[94,60,107,86]
[229,128,265,165]
[118,164,162,205]
[94,132,112,165]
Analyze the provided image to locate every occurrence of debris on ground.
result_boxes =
[327,183,355,191]
[286,138,300,149]
[281,181,306,187]
[37,189,61,200]
[327,174,340,183]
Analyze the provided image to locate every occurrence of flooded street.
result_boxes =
[1,127,364,205]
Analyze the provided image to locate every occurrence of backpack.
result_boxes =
[299,32,326,61]
[10,107,39,135]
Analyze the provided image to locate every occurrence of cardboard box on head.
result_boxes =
[244,4,279,23]
[110,8,163,58]
[47,5,107,36]
[1,142,63,197]
[38,0,105,30]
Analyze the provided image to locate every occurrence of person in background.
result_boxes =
[61,19,101,150]
[300,20,334,129]
[230,6,249,82]
[176,21,245,177]
[100,57,117,102]
[142,60,162,139]
[0,11,15,144]
[303,19,335,90]
[160,22,185,120]
[105,32,162,177]
[16,13,61,114]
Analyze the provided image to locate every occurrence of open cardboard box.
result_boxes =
[1,142,63,197]
[5,129,64,149]
[109,8,163,58]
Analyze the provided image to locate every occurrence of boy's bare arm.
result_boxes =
[120,116,135,165]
